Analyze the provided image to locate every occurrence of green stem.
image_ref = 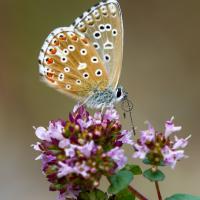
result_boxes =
[155,181,163,200]
[128,185,149,200]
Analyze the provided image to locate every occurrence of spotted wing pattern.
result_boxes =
[38,27,109,101]
[73,0,123,89]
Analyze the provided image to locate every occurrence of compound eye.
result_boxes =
[116,88,122,98]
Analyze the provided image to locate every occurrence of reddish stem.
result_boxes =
[128,185,149,200]
[155,181,163,200]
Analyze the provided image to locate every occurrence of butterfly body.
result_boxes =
[38,0,124,109]
[85,86,124,109]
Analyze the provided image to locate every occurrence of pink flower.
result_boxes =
[165,117,182,138]
[173,135,191,149]
[107,147,127,170]
[57,162,75,178]
[132,143,150,159]
[93,112,102,124]
[77,117,93,130]
[59,139,70,149]
[57,185,80,200]
[33,104,130,199]
[161,146,187,169]
[35,127,51,142]
[77,141,95,158]
[74,162,90,178]
[104,107,120,121]
[118,130,134,145]
[140,122,155,144]
[48,121,65,141]
[34,120,65,142]
[132,117,190,169]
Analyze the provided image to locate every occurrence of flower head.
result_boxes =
[33,105,131,199]
[132,117,190,169]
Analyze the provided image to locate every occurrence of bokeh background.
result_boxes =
[1,0,200,199]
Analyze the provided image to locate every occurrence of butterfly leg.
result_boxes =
[101,103,107,115]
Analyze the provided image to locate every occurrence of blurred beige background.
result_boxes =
[0,0,200,199]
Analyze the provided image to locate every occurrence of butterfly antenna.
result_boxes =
[121,92,136,135]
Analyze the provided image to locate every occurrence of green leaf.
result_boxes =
[108,170,134,194]
[143,168,165,182]
[165,194,200,200]
[115,188,135,200]
[124,164,142,175]
[79,189,108,200]
[143,158,152,165]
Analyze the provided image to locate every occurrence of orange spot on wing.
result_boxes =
[71,35,78,42]
[50,48,57,54]
[46,57,54,65]
[81,38,89,45]
[47,72,54,78]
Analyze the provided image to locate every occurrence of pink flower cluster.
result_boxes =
[33,105,132,200]
[133,117,191,169]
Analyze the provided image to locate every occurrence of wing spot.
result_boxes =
[83,72,89,79]
[100,5,108,16]
[95,69,103,77]
[93,42,100,49]
[64,67,70,73]
[81,38,89,45]
[108,4,117,15]
[78,63,87,70]
[58,73,65,81]
[80,49,87,55]
[67,32,75,37]
[45,57,54,65]
[112,29,118,36]
[105,24,112,31]
[58,33,66,40]
[91,57,98,63]
[68,45,75,51]
[104,54,111,62]
[52,38,59,46]
[93,31,101,39]
[78,22,87,32]
[85,15,94,26]
[76,80,82,85]
[47,46,57,55]
[93,10,101,20]
[99,24,105,32]
[63,49,69,55]
[66,84,71,90]
[61,57,68,63]
[104,41,113,49]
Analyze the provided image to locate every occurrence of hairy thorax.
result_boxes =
[86,88,116,109]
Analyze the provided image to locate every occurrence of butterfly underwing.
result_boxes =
[38,0,124,109]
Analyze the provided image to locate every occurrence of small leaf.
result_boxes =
[124,164,142,175]
[165,194,200,200]
[143,168,165,182]
[108,170,134,194]
[143,158,152,165]
[79,189,108,200]
[115,188,135,200]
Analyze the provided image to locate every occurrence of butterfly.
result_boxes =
[38,0,125,110]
